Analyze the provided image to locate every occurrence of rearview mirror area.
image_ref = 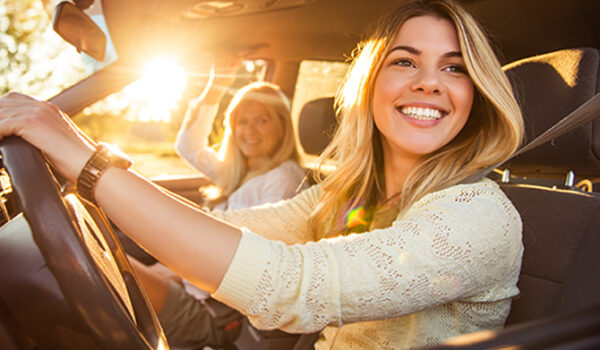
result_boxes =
[52,1,106,61]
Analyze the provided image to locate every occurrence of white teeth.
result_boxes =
[400,106,443,120]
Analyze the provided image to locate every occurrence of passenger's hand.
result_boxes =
[181,60,241,128]
[0,92,96,183]
[211,60,240,89]
[198,60,241,105]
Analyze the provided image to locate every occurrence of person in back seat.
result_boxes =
[0,0,526,349]
[176,66,307,210]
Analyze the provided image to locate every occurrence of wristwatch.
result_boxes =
[77,142,132,205]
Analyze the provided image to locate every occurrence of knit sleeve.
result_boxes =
[210,184,322,244]
[212,179,523,333]
[175,104,222,180]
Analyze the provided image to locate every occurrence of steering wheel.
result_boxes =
[0,137,168,350]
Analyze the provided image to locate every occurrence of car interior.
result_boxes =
[0,0,599,349]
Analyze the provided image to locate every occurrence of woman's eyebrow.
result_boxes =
[389,45,420,55]
[443,51,463,58]
[388,45,463,59]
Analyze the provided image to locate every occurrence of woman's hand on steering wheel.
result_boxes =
[0,92,95,183]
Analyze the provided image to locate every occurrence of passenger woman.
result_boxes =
[175,70,306,210]
[0,0,525,348]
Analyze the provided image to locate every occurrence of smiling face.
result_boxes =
[233,101,282,164]
[372,15,474,168]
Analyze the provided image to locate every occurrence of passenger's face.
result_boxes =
[234,101,282,161]
[372,15,474,164]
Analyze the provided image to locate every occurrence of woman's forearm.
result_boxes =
[95,167,242,293]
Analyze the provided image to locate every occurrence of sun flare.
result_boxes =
[122,58,187,123]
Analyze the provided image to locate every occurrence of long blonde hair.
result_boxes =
[215,81,300,198]
[309,0,524,238]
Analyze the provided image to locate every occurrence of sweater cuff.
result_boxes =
[212,228,272,311]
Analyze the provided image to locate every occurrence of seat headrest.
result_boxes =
[296,48,600,178]
[503,47,600,177]
[298,96,337,156]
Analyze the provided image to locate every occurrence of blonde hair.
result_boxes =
[309,0,524,238]
[215,81,300,198]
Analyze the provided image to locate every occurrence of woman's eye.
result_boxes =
[391,58,415,68]
[444,64,467,74]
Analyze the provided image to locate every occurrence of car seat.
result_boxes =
[298,97,337,157]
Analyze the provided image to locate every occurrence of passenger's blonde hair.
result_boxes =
[309,0,524,238]
[216,81,300,198]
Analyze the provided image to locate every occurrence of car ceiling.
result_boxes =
[101,0,599,70]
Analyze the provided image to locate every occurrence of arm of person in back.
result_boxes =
[175,65,237,179]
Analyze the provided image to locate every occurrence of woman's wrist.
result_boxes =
[76,142,133,204]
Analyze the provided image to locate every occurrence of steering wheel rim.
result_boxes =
[0,136,168,350]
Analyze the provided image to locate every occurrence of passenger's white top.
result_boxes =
[213,160,307,210]
[211,178,523,350]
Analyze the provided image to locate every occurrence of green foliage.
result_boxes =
[0,0,86,98]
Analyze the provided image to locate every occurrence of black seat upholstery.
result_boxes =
[500,185,600,324]
[297,96,337,156]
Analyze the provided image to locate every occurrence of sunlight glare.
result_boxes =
[123,58,187,122]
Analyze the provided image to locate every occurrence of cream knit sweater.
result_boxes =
[211,178,523,349]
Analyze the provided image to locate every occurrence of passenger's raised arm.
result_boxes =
[175,63,238,171]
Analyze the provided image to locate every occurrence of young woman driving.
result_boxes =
[0,0,524,348]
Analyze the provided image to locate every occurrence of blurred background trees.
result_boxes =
[0,0,85,99]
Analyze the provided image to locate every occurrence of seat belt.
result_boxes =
[464,91,600,183]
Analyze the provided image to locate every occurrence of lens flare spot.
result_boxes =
[347,206,367,229]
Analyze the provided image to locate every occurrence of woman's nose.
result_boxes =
[411,67,443,94]
[240,121,258,133]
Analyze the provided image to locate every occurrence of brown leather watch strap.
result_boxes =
[77,143,132,205]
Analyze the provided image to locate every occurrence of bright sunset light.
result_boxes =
[121,58,187,123]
